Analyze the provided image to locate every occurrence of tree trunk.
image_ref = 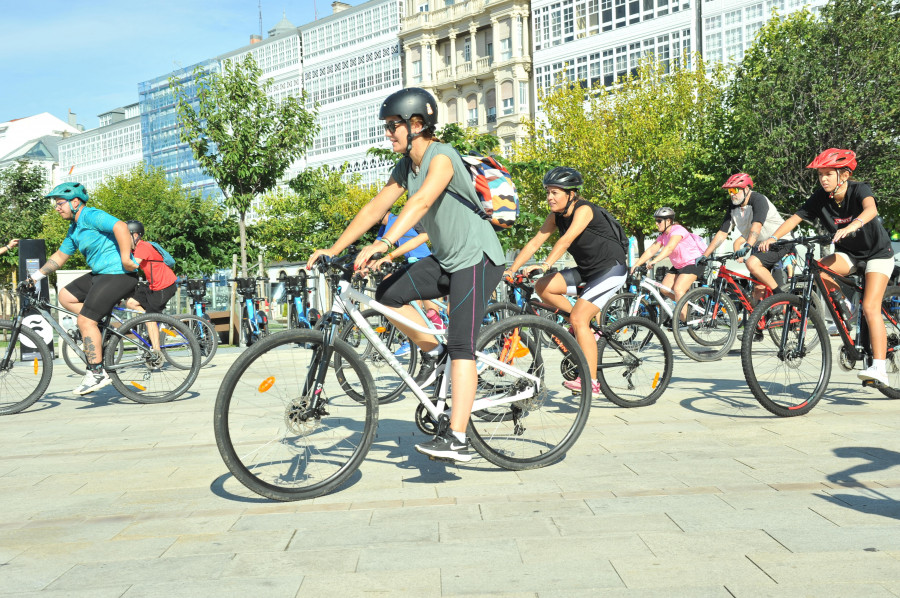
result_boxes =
[239,211,248,277]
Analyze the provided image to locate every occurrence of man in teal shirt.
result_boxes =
[30,182,139,395]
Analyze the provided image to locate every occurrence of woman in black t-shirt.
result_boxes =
[506,167,628,398]
[760,148,894,387]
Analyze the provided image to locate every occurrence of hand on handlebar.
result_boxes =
[695,255,709,267]
[832,225,860,245]
[733,244,752,260]
[306,248,335,270]
[353,242,386,272]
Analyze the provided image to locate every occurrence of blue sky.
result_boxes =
[1,0,363,129]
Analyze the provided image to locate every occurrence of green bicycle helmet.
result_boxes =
[45,182,89,203]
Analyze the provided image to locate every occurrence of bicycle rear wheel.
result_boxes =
[596,316,673,407]
[62,331,86,375]
[336,308,417,404]
[672,287,738,361]
[214,330,377,501]
[599,292,661,327]
[105,313,201,403]
[467,315,591,470]
[741,294,831,416]
[483,301,523,325]
[878,286,900,399]
[0,321,53,415]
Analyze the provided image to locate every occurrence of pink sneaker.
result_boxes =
[563,377,601,397]
[425,308,446,331]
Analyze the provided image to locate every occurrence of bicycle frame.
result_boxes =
[310,277,540,424]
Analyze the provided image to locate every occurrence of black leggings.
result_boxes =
[375,254,504,360]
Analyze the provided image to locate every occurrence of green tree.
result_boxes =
[727,0,900,225]
[516,54,729,250]
[253,165,378,261]
[0,160,50,278]
[171,54,319,275]
[40,165,239,276]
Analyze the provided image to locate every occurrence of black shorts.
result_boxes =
[751,243,793,270]
[65,273,139,322]
[130,282,176,313]
[666,264,704,278]
[375,254,504,361]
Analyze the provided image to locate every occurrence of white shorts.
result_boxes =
[831,252,894,278]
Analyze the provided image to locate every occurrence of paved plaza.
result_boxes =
[2,339,900,597]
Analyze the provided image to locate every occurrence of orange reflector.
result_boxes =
[512,343,529,358]
[652,372,660,389]
[259,377,275,392]
[163,328,177,338]
[375,327,386,333]
[130,382,146,391]
[33,358,39,375]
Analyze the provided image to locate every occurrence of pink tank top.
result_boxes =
[658,224,707,269]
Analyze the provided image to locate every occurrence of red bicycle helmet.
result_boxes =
[721,173,753,189]
[806,148,857,172]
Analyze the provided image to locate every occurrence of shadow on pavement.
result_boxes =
[817,446,900,521]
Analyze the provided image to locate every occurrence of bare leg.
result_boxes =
[746,256,778,303]
[125,298,159,351]
[569,298,602,378]
[535,272,574,316]
[672,274,697,321]
[863,272,889,360]
[449,358,476,434]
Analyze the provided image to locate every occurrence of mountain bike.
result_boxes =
[600,265,699,328]
[483,271,673,408]
[741,235,900,416]
[229,277,270,346]
[213,252,593,501]
[1,281,201,415]
[277,270,320,331]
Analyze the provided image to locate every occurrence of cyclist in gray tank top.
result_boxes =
[306,88,504,463]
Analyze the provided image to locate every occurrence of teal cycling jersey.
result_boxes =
[59,207,131,275]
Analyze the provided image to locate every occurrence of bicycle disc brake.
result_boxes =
[284,395,328,436]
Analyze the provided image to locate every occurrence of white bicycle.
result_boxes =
[213,253,593,501]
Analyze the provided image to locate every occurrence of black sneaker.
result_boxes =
[415,429,472,462]
[413,350,441,388]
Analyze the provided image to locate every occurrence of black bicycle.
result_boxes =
[741,235,900,416]
[0,281,201,415]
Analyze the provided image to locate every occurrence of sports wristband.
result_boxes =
[31,271,46,282]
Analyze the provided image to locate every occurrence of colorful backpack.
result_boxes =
[448,153,520,230]
[148,241,176,268]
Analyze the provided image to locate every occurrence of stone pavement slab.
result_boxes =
[2,344,900,596]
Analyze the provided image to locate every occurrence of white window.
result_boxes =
[705,32,722,64]
[412,59,422,83]
[464,38,471,62]
[725,28,743,62]
[500,38,512,60]
[417,1,429,11]
[724,9,742,26]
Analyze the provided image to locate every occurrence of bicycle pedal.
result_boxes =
[861,379,882,388]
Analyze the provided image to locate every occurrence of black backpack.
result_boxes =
[596,205,629,254]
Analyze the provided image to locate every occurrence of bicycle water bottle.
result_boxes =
[829,289,852,322]
[425,308,446,331]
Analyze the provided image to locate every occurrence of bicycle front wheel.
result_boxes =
[672,287,738,361]
[336,308,417,404]
[106,313,201,404]
[214,329,377,501]
[483,301,523,325]
[741,293,831,416]
[597,316,673,407]
[0,320,53,415]
[467,315,591,470]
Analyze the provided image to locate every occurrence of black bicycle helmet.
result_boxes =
[126,220,144,236]
[654,206,676,220]
[542,167,583,190]
[380,88,438,154]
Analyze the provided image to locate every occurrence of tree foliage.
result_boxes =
[0,160,49,278]
[170,54,319,275]
[516,54,729,249]
[252,165,378,261]
[40,165,239,276]
[728,0,900,225]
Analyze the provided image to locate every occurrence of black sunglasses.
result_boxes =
[654,218,666,223]
[383,119,405,133]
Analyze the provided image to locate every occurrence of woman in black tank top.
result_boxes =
[506,167,628,397]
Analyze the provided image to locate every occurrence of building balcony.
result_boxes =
[429,55,526,90]
[402,0,487,33]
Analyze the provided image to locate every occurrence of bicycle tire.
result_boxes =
[105,313,201,404]
[288,304,300,330]
[466,315,591,470]
[176,314,218,367]
[600,292,660,327]
[483,301,524,325]
[596,316,673,407]
[673,287,738,361]
[877,286,900,399]
[335,308,417,404]
[0,320,53,415]
[243,320,257,347]
[741,293,831,417]
[214,329,378,501]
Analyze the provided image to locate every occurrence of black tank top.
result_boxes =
[554,199,627,279]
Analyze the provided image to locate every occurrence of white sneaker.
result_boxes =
[858,365,889,387]
[74,369,112,395]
